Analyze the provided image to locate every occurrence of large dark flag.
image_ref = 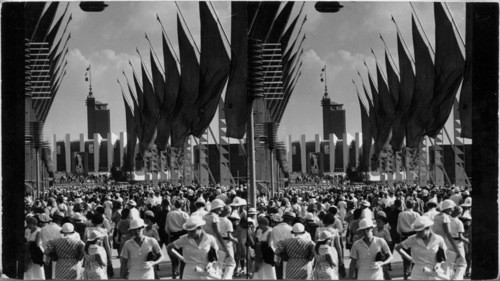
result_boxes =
[375,64,395,154]
[45,3,69,46]
[170,16,200,148]
[386,52,402,150]
[267,2,295,43]
[249,1,281,41]
[225,1,249,139]
[25,3,46,38]
[459,3,473,138]
[426,3,465,138]
[406,16,434,149]
[121,87,136,171]
[358,95,372,172]
[392,34,415,150]
[191,2,231,137]
[365,79,379,144]
[128,80,143,141]
[32,2,59,42]
[138,64,159,155]
[156,34,180,150]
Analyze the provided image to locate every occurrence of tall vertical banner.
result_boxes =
[183,137,194,186]
[291,141,301,172]
[199,132,210,187]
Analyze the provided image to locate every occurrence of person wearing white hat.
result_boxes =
[166,216,220,279]
[431,199,463,266]
[219,206,238,279]
[395,216,448,280]
[270,211,295,279]
[450,188,462,206]
[191,196,208,219]
[449,206,468,280]
[313,230,339,280]
[202,199,231,269]
[83,230,107,279]
[423,198,440,221]
[44,223,85,280]
[253,217,276,280]
[165,199,189,278]
[24,216,45,280]
[396,199,421,279]
[274,223,315,279]
[349,218,393,280]
[360,200,373,221]
[120,218,164,279]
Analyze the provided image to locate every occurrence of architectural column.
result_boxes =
[65,134,71,173]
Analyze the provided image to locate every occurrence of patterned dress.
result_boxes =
[83,245,107,279]
[275,235,315,280]
[313,244,338,280]
[46,237,85,279]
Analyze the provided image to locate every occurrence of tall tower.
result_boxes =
[85,65,110,139]
[321,66,346,140]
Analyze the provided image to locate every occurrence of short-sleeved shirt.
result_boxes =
[431,213,451,238]
[373,227,392,243]
[350,237,390,280]
[166,209,189,233]
[202,212,220,237]
[120,236,161,279]
[219,217,234,238]
[173,232,219,266]
[401,233,447,267]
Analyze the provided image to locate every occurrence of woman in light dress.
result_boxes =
[83,230,107,279]
[167,216,220,279]
[313,230,338,280]
[349,218,393,280]
[24,216,45,280]
[253,217,276,280]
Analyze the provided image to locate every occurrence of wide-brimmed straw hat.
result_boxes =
[357,218,375,231]
[411,216,434,231]
[440,199,456,211]
[230,197,247,207]
[87,230,104,242]
[211,199,225,211]
[128,218,146,230]
[461,197,472,207]
[317,230,334,242]
[183,216,206,231]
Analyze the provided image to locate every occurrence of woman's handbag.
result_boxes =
[29,242,44,266]
[147,250,160,262]
[207,247,218,262]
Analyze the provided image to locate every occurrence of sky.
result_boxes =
[43,1,467,146]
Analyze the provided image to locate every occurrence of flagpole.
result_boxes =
[379,34,400,73]
[391,16,415,64]
[145,33,165,73]
[156,14,181,64]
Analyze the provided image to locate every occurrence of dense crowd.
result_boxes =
[23,180,472,280]
[248,183,472,280]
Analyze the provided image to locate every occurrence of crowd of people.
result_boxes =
[23,179,472,280]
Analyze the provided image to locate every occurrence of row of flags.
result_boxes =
[26,2,72,123]
[118,2,306,171]
[354,3,471,171]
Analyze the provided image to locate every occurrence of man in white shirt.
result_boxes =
[360,200,373,221]
[270,211,294,279]
[423,199,440,221]
[40,211,63,280]
[396,200,420,279]
[166,199,189,279]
